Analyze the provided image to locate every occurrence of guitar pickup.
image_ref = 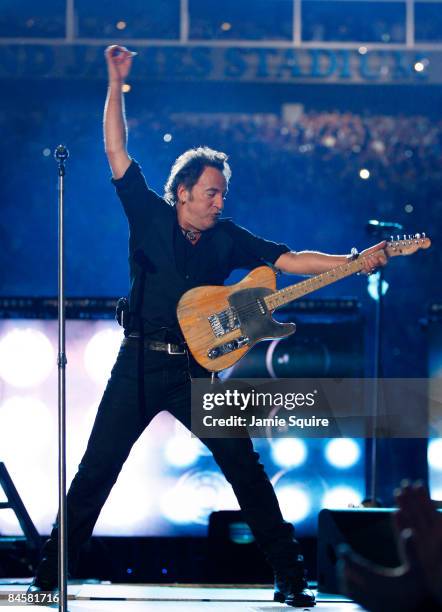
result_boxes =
[208,336,250,359]
[208,308,240,337]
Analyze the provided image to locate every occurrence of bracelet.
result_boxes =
[347,247,359,261]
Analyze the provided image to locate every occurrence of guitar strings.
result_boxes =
[212,259,363,327]
[208,242,425,333]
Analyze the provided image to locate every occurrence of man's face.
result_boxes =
[181,166,227,231]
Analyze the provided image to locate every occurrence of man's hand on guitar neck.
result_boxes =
[359,240,389,275]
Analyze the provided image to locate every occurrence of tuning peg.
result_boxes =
[397,234,400,241]
[415,233,420,239]
[423,232,426,238]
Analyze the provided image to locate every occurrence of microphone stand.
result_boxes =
[364,220,402,506]
[368,265,384,505]
[54,145,69,612]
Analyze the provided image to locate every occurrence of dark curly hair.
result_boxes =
[164,146,232,205]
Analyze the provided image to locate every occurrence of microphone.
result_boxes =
[366,219,403,236]
[54,144,69,162]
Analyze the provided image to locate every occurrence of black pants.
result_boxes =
[40,339,300,575]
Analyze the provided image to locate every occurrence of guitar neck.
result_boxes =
[264,256,365,310]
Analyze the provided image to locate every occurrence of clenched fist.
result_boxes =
[360,240,389,275]
[105,45,137,83]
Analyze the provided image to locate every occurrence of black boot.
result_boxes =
[27,538,59,596]
[274,555,316,607]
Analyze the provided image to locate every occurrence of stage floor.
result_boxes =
[0,582,365,610]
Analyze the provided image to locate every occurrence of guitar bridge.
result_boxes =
[208,307,240,337]
[208,336,250,359]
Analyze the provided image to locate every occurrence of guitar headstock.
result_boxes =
[386,233,431,257]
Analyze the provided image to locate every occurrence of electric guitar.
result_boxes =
[177,234,431,372]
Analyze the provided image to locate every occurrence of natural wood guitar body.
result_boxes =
[177,266,295,371]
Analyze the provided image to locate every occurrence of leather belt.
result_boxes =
[123,334,187,355]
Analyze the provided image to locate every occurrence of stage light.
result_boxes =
[122,84,131,93]
[3,467,57,532]
[414,59,429,73]
[0,397,54,459]
[163,133,172,142]
[0,509,21,534]
[161,471,227,525]
[367,272,389,301]
[270,439,307,468]
[322,486,362,509]
[431,488,442,501]
[84,328,123,385]
[42,148,51,157]
[218,483,239,510]
[276,486,310,523]
[116,21,127,30]
[0,327,54,388]
[325,439,360,469]
[161,487,198,524]
[221,22,232,32]
[404,204,413,213]
[359,168,370,180]
[96,470,152,533]
[358,46,368,55]
[164,435,203,468]
[428,439,442,470]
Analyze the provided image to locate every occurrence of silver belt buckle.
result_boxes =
[167,343,186,355]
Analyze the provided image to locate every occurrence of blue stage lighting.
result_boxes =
[428,439,442,471]
[270,438,307,468]
[367,272,389,301]
[275,485,311,523]
[160,471,231,525]
[322,486,363,509]
[325,438,361,469]
[164,435,203,468]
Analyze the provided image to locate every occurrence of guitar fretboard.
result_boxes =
[264,256,365,310]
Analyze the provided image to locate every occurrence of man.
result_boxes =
[28,45,387,607]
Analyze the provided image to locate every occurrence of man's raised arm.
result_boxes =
[103,45,135,179]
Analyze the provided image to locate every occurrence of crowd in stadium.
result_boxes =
[126,110,441,212]
[2,108,441,213]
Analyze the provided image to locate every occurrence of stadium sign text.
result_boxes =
[0,45,435,84]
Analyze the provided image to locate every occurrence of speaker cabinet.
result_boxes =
[317,508,400,594]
